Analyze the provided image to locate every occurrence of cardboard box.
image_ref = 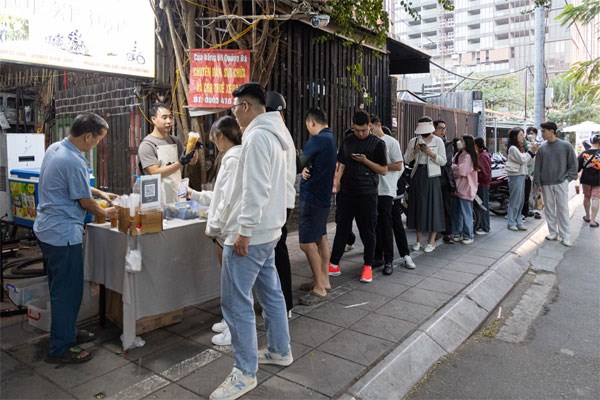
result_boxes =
[117,207,163,236]
[104,289,183,335]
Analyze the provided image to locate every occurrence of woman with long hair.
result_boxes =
[404,116,447,253]
[451,135,479,244]
[188,115,242,346]
[474,137,492,234]
[505,127,537,231]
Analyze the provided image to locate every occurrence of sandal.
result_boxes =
[46,346,93,364]
[583,216,591,223]
[298,290,327,306]
[76,329,96,344]
[590,222,599,228]
[298,283,331,292]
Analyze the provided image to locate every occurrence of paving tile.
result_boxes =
[350,313,417,342]
[101,327,185,361]
[304,301,370,328]
[144,383,206,399]
[415,277,466,296]
[467,248,505,259]
[0,367,75,399]
[457,253,497,266]
[165,307,219,338]
[287,316,343,347]
[141,338,211,380]
[317,329,394,366]
[376,298,436,324]
[178,354,271,399]
[430,269,479,285]
[397,287,454,309]
[444,260,490,274]
[0,320,48,350]
[193,298,222,316]
[355,279,410,298]
[279,349,364,397]
[384,270,427,286]
[244,375,328,399]
[34,345,130,389]
[331,289,391,312]
[1,350,23,376]
[411,255,453,268]
[70,362,156,399]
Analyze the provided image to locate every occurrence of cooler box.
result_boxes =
[9,167,95,227]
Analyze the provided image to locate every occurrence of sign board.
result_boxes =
[188,49,251,108]
[140,174,161,211]
[0,0,155,78]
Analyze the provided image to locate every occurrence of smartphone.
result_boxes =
[418,143,427,149]
[352,153,361,156]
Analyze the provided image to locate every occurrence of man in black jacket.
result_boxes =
[433,120,455,243]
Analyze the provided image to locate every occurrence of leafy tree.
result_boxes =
[558,0,600,100]
[459,75,529,113]
[546,75,600,124]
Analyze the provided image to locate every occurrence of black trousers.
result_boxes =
[275,209,293,312]
[522,175,531,217]
[335,202,356,246]
[375,196,394,263]
[331,192,378,266]
[392,198,410,258]
[441,183,453,236]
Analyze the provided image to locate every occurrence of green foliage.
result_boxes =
[557,0,600,100]
[459,75,528,112]
[546,75,600,124]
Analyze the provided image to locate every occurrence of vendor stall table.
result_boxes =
[83,218,220,349]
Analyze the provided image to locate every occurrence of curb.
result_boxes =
[344,194,581,400]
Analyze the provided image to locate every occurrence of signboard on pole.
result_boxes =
[188,49,251,109]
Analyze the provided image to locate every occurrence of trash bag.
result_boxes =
[125,234,142,273]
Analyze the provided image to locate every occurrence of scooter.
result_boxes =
[489,153,509,215]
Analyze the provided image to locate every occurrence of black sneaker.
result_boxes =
[383,263,394,275]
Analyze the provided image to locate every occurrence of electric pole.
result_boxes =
[533,3,545,128]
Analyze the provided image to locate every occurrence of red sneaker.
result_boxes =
[328,262,341,276]
[360,265,372,283]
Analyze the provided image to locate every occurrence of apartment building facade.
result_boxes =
[390,0,598,93]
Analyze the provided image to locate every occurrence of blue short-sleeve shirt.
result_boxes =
[33,138,92,246]
[299,128,337,208]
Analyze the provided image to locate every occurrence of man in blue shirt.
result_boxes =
[297,107,337,305]
[34,112,117,364]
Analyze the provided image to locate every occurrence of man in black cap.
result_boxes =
[265,91,296,314]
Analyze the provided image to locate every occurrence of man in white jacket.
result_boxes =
[210,83,294,400]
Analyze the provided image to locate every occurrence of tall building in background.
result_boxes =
[392,0,599,94]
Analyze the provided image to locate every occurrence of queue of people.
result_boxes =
[34,79,589,400]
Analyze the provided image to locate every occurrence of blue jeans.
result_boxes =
[477,187,490,232]
[38,241,84,357]
[221,239,291,377]
[451,197,474,239]
[507,175,525,228]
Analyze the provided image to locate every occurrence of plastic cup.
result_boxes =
[111,217,118,228]
[96,214,106,224]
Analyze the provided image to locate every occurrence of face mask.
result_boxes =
[456,141,463,150]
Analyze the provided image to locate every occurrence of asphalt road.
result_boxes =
[407,215,600,400]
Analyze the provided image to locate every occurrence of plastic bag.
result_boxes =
[125,233,142,273]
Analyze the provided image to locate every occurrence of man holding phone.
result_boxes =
[328,110,388,283]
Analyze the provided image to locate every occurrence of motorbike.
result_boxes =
[489,152,509,215]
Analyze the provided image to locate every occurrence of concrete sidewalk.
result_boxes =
[0,194,580,400]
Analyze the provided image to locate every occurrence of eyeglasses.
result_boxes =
[230,102,247,113]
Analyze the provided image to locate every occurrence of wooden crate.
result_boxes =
[117,207,163,236]
[104,289,183,335]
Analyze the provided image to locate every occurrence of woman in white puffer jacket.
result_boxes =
[188,116,241,346]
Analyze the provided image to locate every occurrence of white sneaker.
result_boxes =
[561,239,572,247]
[344,244,355,252]
[210,367,257,400]
[257,347,293,366]
[411,243,421,251]
[475,229,488,235]
[423,244,435,253]
[452,235,463,242]
[212,319,228,333]
[545,234,558,241]
[403,255,416,269]
[211,328,231,346]
[461,238,474,245]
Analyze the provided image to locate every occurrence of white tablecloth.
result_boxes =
[83,218,220,349]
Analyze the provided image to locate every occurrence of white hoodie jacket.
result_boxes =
[222,112,296,245]
[190,145,241,238]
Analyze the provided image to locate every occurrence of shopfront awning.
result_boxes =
[387,36,431,75]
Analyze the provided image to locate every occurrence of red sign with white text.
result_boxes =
[188,49,251,108]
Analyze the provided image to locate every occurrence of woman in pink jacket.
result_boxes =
[451,135,479,244]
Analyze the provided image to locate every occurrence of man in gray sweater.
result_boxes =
[534,121,578,246]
